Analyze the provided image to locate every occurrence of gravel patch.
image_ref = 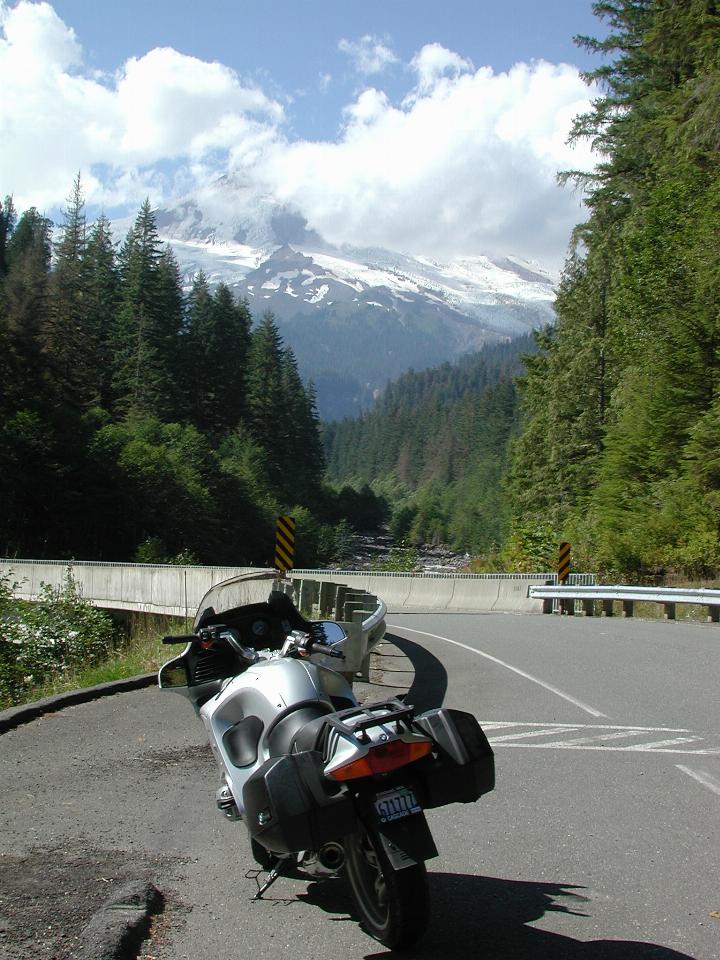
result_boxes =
[0,846,176,960]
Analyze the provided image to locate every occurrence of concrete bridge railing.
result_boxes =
[1,559,563,619]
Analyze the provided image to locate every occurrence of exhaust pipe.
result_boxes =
[318,841,345,872]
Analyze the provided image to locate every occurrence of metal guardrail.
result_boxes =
[292,568,556,581]
[528,584,720,622]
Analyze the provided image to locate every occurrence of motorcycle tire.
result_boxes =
[343,821,429,949]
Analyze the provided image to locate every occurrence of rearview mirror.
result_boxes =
[159,657,190,689]
[314,621,348,644]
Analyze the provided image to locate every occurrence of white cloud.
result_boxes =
[0,2,596,268]
[1,0,80,72]
[0,1,283,210]
[342,88,392,127]
[410,43,473,94]
[260,60,596,267]
[338,35,399,75]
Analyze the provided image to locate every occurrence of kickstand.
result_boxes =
[248,859,286,900]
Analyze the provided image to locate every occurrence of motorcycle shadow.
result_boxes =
[384,633,448,712]
[299,871,694,960]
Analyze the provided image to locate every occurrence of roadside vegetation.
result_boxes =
[0,569,180,710]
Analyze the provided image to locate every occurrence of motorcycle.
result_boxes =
[159,571,494,949]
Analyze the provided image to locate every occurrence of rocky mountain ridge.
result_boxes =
[130,190,558,418]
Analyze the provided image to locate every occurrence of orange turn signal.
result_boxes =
[329,738,432,781]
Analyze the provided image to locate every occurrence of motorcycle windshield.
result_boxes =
[193,570,281,629]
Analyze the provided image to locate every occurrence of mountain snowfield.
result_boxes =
[141,191,558,418]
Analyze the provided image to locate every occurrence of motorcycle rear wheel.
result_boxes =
[344,822,429,949]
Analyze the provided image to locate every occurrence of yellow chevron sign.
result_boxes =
[275,516,296,574]
[558,542,571,583]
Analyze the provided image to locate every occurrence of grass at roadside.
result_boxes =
[572,600,715,621]
[0,613,188,711]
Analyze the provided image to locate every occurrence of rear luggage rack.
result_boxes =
[322,698,416,743]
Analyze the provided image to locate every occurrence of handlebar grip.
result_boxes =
[161,634,196,645]
[318,645,345,660]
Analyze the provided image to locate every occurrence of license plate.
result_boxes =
[374,786,421,823]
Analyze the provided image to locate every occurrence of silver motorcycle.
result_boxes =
[159,571,494,949]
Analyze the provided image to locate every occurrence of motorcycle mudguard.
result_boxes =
[374,813,438,870]
[411,708,495,808]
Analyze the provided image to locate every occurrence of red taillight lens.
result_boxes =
[329,738,432,781]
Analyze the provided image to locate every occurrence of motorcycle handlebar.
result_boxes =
[311,641,345,660]
[162,634,197,645]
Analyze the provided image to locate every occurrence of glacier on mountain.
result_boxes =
[124,191,557,418]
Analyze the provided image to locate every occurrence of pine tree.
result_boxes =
[184,271,215,430]
[155,245,185,420]
[2,208,53,405]
[280,348,326,503]
[84,215,119,408]
[0,195,17,282]
[245,311,289,494]
[45,174,89,403]
[113,200,179,417]
[209,283,251,434]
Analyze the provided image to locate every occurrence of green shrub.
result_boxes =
[0,568,115,706]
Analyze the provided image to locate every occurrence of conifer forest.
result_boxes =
[4,2,720,579]
[0,183,380,567]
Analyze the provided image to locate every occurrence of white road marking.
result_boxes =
[676,765,720,796]
[542,730,655,747]
[500,743,720,755]
[625,737,702,750]
[478,722,720,755]
[480,721,693,733]
[388,624,608,718]
[489,726,582,743]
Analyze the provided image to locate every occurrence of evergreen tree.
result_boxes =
[84,215,119,408]
[156,244,186,420]
[209,283,251,434]
[2,208,53,405]
[246,311,288,492]
[113,200,179,418]
[0,195,16,282]
[280,348,325,503]
[184,270,214,428]
[45,174,89,403]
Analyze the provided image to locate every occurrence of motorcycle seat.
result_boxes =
[267,704,333,758]
[290,714,331,754]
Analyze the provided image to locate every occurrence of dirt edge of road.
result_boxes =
[0,673,157,735]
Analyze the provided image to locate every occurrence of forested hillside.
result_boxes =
[0,180,380,566]
[324,338,533,554]
[506,0,720,577]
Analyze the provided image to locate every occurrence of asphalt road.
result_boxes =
[1,612,718,959]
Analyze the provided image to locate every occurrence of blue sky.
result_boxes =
[48,0,605,140]
[0,1,607,267]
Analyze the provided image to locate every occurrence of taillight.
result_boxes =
[329,738,432,781]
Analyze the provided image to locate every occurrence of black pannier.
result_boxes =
[410,708,495,808]
[242,750,356,854]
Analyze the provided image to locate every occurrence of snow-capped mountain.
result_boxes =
[147,189,557,418]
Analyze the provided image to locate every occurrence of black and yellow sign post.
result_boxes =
[558,542,572,614]
[558,542,571,583]
[275,516,296,576]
